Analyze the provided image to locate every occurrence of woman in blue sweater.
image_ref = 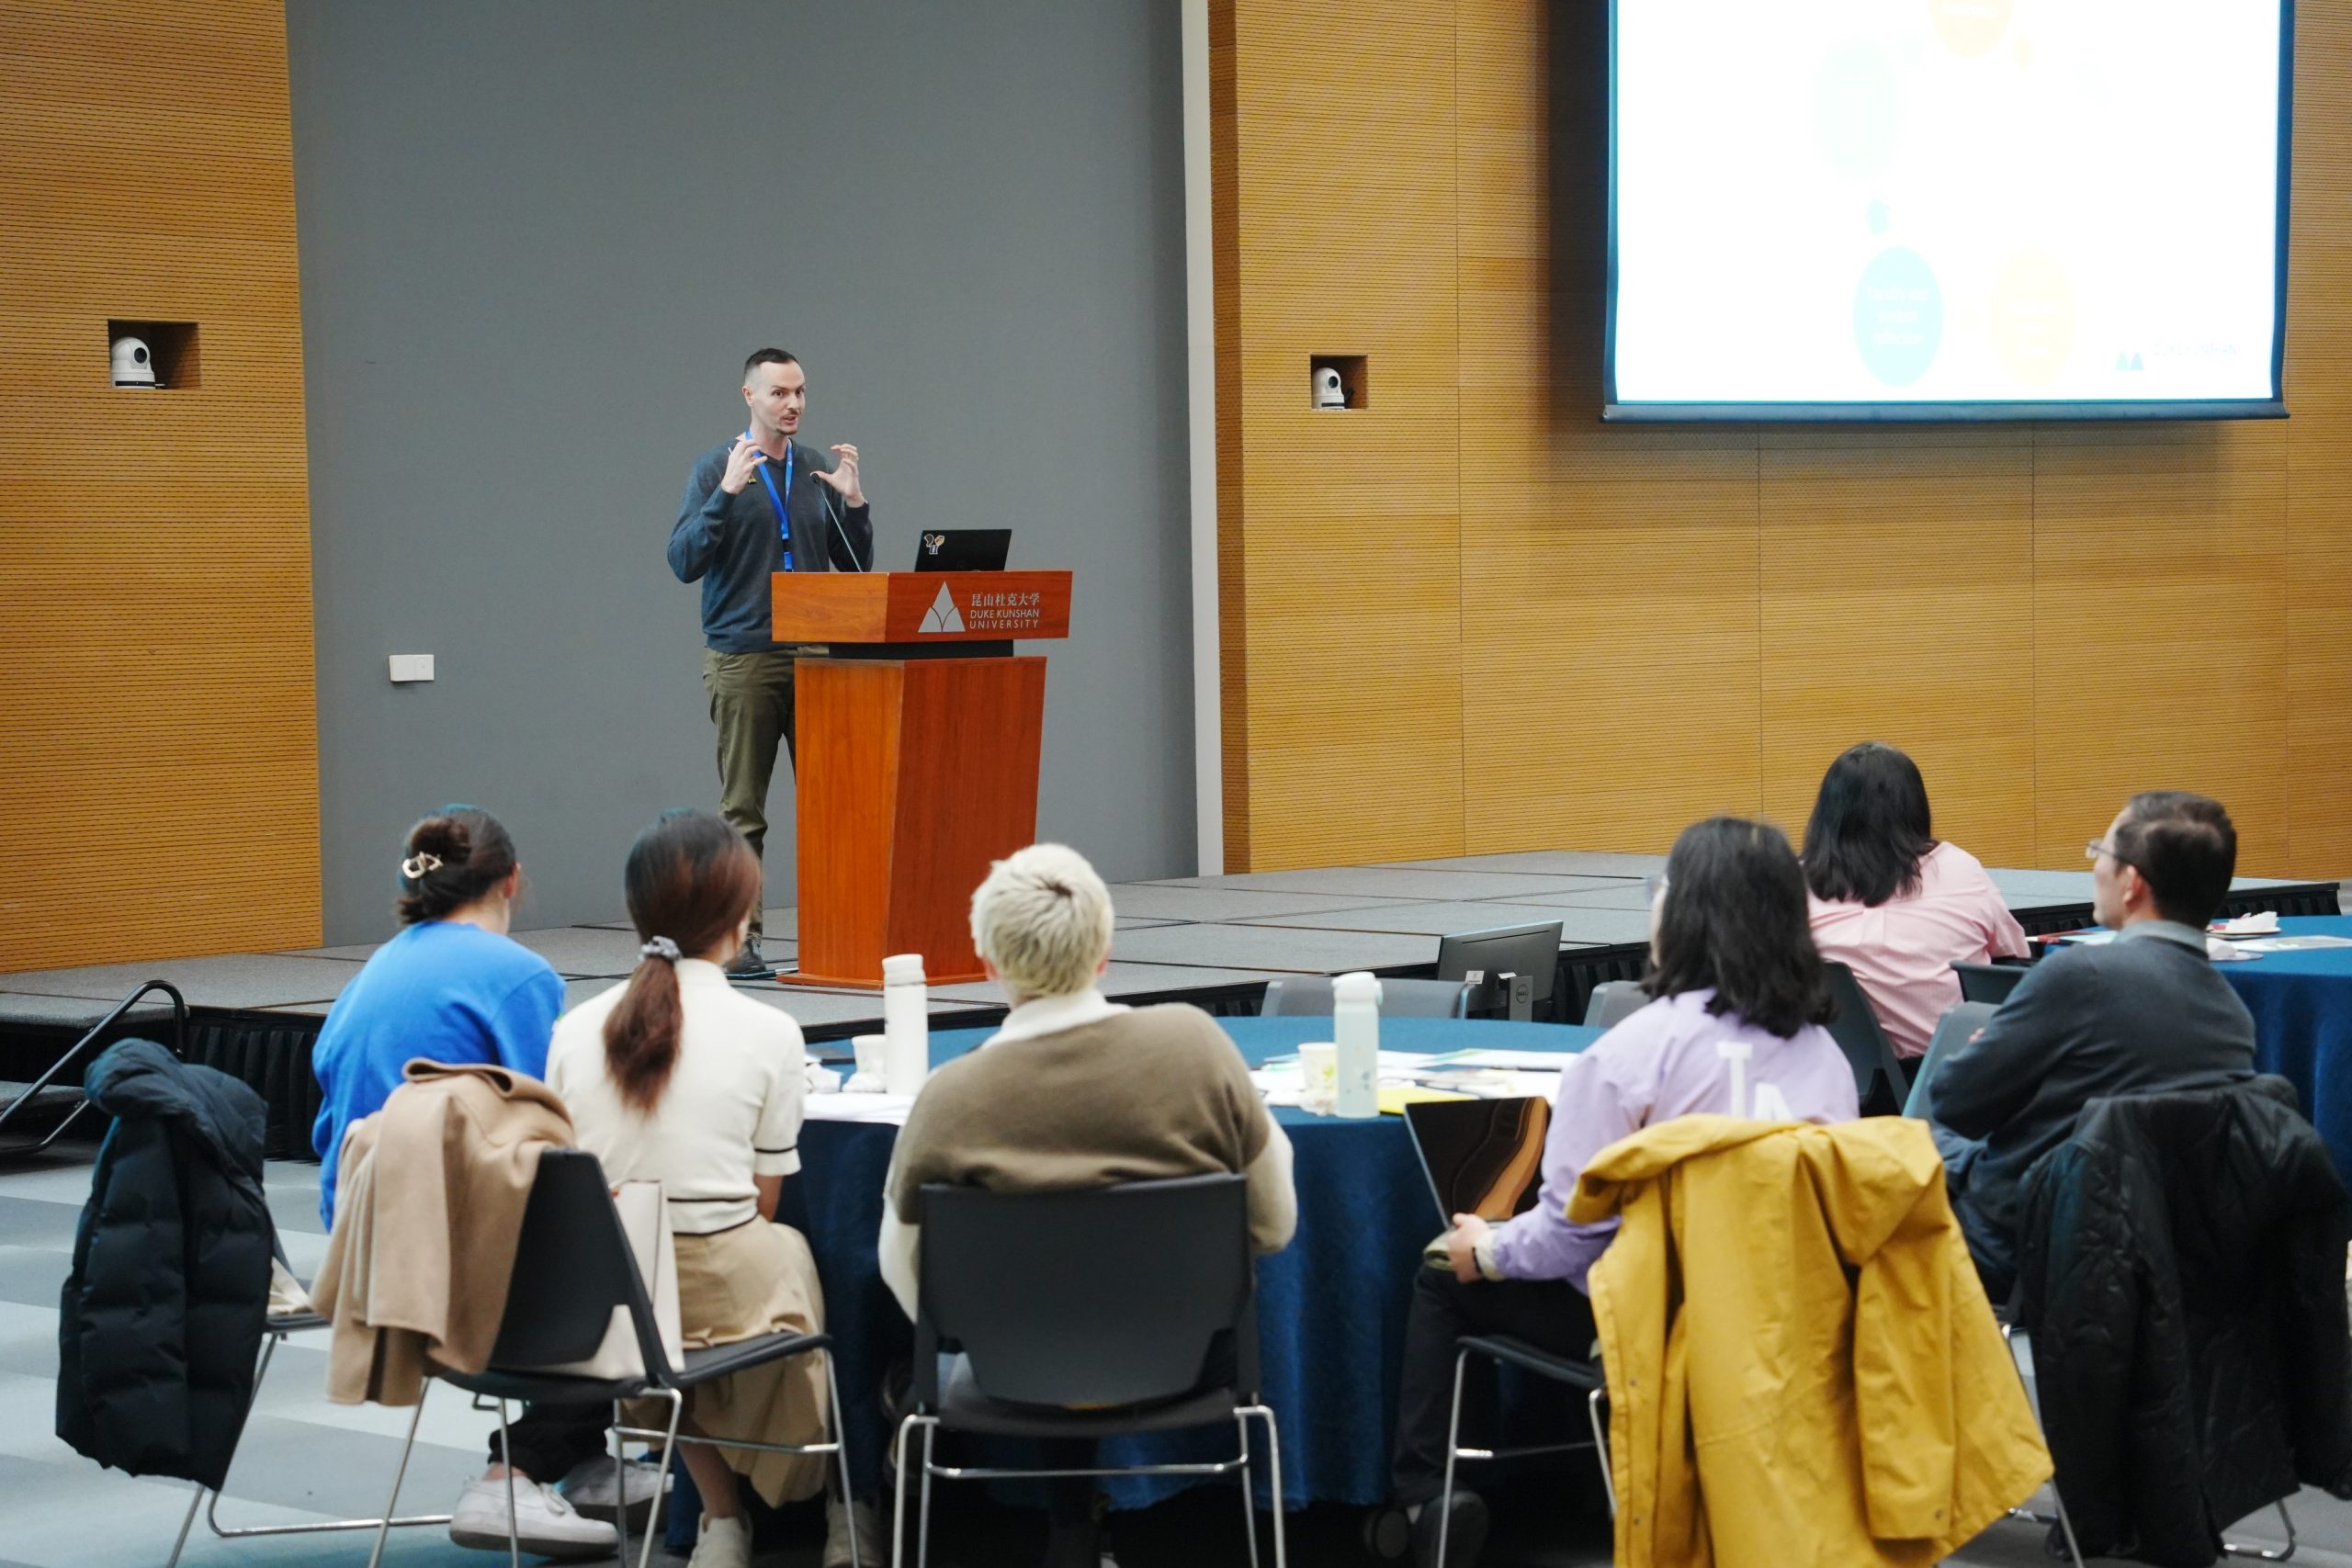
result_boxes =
[310,806,635,1558]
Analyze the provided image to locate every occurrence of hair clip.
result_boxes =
[640,935,682,963]
[401,852,444,880]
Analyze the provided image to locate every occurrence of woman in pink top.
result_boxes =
[1803,742,2030,1058]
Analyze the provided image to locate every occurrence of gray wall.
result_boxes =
[286,1,1193,943]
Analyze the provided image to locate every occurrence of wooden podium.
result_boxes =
[772,570,1073,987]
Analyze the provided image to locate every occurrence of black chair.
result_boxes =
[1261,976,1473,1019]
[1422,1337,1612,1563]
[364,1150,854,1568]
[1951,960,2030,1005]
[1581,980,1646,1030]
[1822,961,1911,1115]
[897,1174,1283,1568]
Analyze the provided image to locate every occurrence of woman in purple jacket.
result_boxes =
[1386,817,1860,1568]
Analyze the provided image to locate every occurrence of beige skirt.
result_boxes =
[625,1217,831,1506]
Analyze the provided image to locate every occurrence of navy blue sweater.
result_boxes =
[667,437,875,651]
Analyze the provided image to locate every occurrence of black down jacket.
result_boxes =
[55,1039,273,1488]
[2014,1076,2352,1566]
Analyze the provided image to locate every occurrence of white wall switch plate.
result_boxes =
[388,654,435,682]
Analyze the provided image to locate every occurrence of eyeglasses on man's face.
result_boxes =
[2085,839,2141,874]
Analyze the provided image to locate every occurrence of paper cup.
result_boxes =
[852,1034,888,1080]
[1297,1042,1339,1099]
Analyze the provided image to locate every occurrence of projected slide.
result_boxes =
[1607,0,2287,415]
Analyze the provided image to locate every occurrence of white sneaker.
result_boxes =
[824,1495,884,1568]
[559,1451,668,1520]
[449,1474,617,1558]
[689,1511,753,1568]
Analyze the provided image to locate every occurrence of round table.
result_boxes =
[2217,915,2352,1181]
[795,1014,1598,1511]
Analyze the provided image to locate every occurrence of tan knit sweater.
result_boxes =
[879,1001,1295,1316]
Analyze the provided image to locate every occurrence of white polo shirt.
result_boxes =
[548,958,806,1235]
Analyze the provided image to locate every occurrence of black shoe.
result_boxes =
[1409,1489,1488,1568]
[724,941,775,981]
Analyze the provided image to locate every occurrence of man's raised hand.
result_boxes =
[813,443,864,507]
[719,435,769,495]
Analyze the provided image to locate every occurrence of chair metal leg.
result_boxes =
[166,1481,204,1568]
[890,1415,915,1568]
[167,1324,291,1567]
[496,1399,521,1568]
[827,1352,862,1568]
[609,1399,631,1568]
[916,1418,934,1568]
[1999,1323,2086,1567]
[1249,1404,1287,1568]
[1587,1386,1616,1517]
[1436,1348,1471,1568]
[639,1389,685,1568]
[364,1384,431,1568]
[2222,1499,2299,1561]
[1234,1411,1260,1568]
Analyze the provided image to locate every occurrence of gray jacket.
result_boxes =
[1930,920,2257,1294]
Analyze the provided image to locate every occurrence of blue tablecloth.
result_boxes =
[797,1014,1597,1512]
[2219,915,2352,1181]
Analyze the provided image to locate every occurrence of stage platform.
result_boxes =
[2,852,2340,1157]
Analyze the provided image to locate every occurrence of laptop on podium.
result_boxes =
[914,529,1011,571]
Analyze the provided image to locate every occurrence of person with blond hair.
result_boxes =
[877,843,1296,1568]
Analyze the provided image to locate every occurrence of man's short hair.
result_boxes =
[742,347,799,385]
[969,843,1114,998]
[2112,790,2238,927]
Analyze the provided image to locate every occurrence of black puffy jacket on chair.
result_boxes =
[55,1039,273,1488]
[2014,1076,2352,1566]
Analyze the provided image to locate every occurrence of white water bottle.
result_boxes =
[882,953,930,1095]
[1332,971,1382,1119]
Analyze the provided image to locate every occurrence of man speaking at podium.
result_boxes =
[668,348,873,979]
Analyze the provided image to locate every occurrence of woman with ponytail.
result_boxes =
[548,810,834,1568]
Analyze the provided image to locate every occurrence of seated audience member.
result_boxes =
[1930,790,2256,1301]
[311,807,632,1557]
[548,811,842,1568]
[879,843,1297,1568]
[1396,817,1858,1568]
[1803,741,2030,1056]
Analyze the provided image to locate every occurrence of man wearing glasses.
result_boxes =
[1927,791,2256,1299]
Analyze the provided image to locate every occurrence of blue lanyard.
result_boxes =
[746,430,795,570]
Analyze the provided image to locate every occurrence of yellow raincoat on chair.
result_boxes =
[1570,1114,2050,1568]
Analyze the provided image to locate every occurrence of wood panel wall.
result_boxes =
[0,0,319,969]
[1215,0,2352,878]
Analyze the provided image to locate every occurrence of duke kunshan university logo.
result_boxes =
[918,582,1049,636]
[922,583,966,634]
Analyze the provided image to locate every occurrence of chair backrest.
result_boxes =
[1905,1001,1996,1119]
[1261,975,1472,1019]
[485,1149,672,1379]
[1951,960,2029,1005]
[1583,979,1648,1030]
[915,1173,1255,1410]
[1822,961,1909,1113]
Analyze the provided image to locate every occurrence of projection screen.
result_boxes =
[1603,0,2293,422]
